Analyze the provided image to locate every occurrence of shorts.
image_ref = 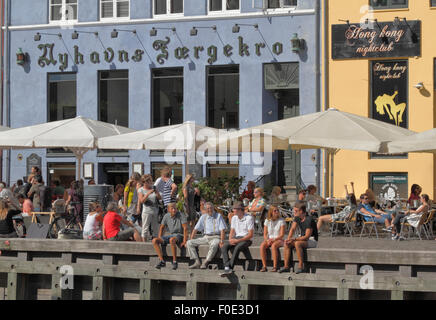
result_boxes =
[108,228,135,241]
[162,234,183,245]
[307,238,317,248]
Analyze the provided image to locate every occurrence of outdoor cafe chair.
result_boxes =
[358,211,379,239]
[399,211,430,240]
[330,210,355,237]
[423,209,435,237]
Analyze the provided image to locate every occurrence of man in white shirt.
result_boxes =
[187,202,227,269]
[0,183,20,210]
[220,201,254,276]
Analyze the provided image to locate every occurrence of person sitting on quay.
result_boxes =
[220,201,254,277]
[83,201,105,240]
[279,201,318,274]
[259,205,286,272]
[358,193,392,231]
[102,202,142,242]
[153,202,188,270]
[187,202,227,269]
[391,193,430,241]
[316,183,357,232]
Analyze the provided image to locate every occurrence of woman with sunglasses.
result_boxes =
[259,206,285,272]
[83,201,104,240]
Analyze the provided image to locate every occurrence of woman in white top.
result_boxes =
[392,194,430,240]
[259,206,285,272]
[83,202,104,240]
[138,174,161,241]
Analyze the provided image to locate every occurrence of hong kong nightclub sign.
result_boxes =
[331,20,421,59]
[34,36,293,71]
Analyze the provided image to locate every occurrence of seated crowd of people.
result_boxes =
[0,165,433,274]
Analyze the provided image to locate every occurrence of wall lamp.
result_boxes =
[190,25,217,36]
[111,28,137,38]
[72,30,99,40]
[150,27,176,37]
[232,23,258,33]
[16,48,27,66]
[34,32,62,41]
[414,82,424,90]
[291,33,302,53]
[338,19,350,26]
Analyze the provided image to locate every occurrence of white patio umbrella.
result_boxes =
[98,121,223,175]
[209,108,416,196]
[0,116,134,179]
[387,128,436,154]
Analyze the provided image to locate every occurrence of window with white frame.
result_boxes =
[101,0,130,19]
[50,0,78,22]
[209,0,239,12]
[265,0,297,9]
[154,0,183,15]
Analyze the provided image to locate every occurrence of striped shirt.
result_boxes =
[154,177,175,206]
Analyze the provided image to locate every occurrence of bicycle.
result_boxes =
[48,201,83,239]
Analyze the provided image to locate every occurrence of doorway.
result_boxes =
[277,89,301,188]
[100,163,129,186]
[47,162,76,189]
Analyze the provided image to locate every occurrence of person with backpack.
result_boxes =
[27,175,44,212]
[65,180,83,222]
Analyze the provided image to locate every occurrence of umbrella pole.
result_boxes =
[184,150,189,176]
[330,150,334,198]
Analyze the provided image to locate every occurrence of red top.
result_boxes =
[103,211,122,239]
[408,193,420,206]
[240,189,254,201]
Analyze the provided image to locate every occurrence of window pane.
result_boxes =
[267,0,280,8]
[226,0,239,10]
[171,0,183,13]
[102,0,114,18]
[432,0,436,6]
[370,0,407,8]
[99,70,129,127]
[207,163,239,179]
[154,0,166,14]
[152,68,184,128]
[207,66,239,129]
[51,0,62,4]
[51,4,62,20]
[48,73,76,154]
[66,0,77,4]
[117,1,129,17]
[48,73,77,122]
[65,4,77,20]
[210,0,222,11]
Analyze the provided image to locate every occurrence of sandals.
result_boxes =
[260,267,267,272]
[270,268,278,272]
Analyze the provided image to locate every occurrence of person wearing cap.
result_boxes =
[186,202,227,269]
[220,201,254,276]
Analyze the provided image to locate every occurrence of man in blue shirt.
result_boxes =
[187,202,227,269]
[358,194,392,231]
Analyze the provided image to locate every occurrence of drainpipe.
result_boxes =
[315,0,321,193]
[0,0,3,181]
[3,0,9,186]
[323,0,330,198]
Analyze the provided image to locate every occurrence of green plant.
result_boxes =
[176,175,245,210]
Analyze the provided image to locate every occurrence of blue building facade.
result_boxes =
[3,0,321,190]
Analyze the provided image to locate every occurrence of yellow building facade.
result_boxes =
[325,0,436,200]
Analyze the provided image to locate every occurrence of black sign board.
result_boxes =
[332,20,421,59]
[370,173,408,201]
[371,60,408,129]
[26,153,42,177]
